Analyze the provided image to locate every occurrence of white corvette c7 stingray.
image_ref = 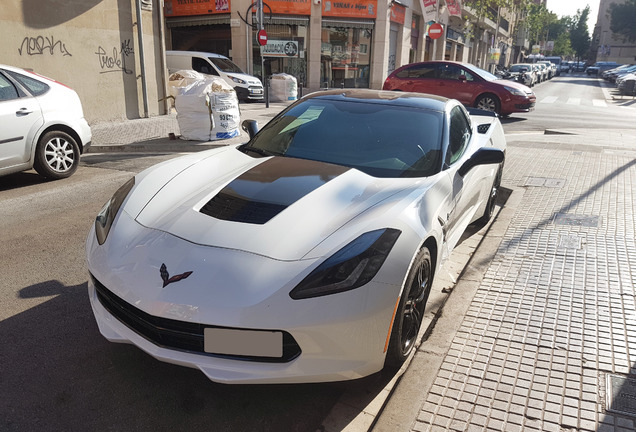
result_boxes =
[86,89,506,384]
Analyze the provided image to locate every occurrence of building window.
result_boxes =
[321,26,373,89]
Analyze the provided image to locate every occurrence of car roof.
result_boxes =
[303,89,449,112]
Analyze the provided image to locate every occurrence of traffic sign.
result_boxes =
[428,23,443,40]
[258,30,268,46]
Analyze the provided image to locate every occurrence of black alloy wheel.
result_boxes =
[385,247,433,369]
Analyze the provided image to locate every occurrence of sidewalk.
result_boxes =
[373,129,636,431]
[87,101,293,153]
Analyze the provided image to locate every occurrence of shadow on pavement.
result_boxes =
[1,279,344,432]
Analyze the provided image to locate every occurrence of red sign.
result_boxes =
[164,0,229,17]
[258,30,268,46]
[428,23,444,40]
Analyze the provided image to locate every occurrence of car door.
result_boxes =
[0,71,43,170]
[391,62,438,93]
[436,64,477,105]
[442,105,486,253]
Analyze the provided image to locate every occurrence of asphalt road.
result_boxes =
[1,74,634,432]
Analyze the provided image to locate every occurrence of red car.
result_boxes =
[383,61,536,117]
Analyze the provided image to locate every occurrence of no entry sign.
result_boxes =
[428,23,443,40]
[258,29,268,46]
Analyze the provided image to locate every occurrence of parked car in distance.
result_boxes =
[0,64,91,179]
[607,65,636,83]
[382,61,536,117]
[537,61,556,79]
[508,64,535,87]
[166,50,264,102]
[86,89,506,384]
[587,62,621,75]
[545,56,562,76]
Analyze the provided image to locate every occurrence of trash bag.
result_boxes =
[169,70,240,141]
[269,73,298,102]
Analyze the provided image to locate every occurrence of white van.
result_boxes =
[166,51,264,101]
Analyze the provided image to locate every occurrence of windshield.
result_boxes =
[462,63,499,81]
[241,99,444,178]
[209,57,245,74]
[509,65,529,72]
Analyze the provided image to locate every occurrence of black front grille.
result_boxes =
[200,192,286,224]
[91,274,301,363]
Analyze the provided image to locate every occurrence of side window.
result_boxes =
[460,68,475,82]
[446,106,472,166]
[439,64,463,80]
[192,58,218,76]
[396,64,436,79]
[0,74,20,101]
[6,71,49,96]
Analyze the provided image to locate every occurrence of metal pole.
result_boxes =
[135,0,149,118]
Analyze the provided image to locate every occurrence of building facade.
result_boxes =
[591,0,636,65]
[3,0,169,123]
[3,0,518,123]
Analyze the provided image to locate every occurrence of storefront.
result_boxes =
[321,0,376,89]
[252,16,309,86]
[164,0,232,55]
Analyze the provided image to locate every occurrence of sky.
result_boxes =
[546,0,600,35]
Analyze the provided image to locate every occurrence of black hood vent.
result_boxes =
[200,156,349,224]
[201,192,287,225]
[477,123,491,134]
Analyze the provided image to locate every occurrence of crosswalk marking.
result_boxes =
[566,98,581,105]
[541,96,558,104]
[593,99,607,107]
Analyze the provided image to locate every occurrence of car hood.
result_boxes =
[226,72,262,86]
[131,148,412,261]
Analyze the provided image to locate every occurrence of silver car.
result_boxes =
[0,64,91,179]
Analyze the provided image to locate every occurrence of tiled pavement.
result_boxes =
[406,140,636,431]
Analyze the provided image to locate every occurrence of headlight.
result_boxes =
[289,228,401,300]
[95,177,135,245]
[229,75,246,84]
[504,86,526,97]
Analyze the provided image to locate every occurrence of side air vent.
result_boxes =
[477,124,491,134]
[200,192,286,225]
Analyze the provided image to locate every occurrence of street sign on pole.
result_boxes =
[428,23,443,40]
[258,29,268,46]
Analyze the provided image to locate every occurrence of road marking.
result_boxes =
[593,99,607,107]
[567,98,581,105]
[540,96,558,104]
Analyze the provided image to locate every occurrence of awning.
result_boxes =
[322,19,374,29]
[166,14,231,28]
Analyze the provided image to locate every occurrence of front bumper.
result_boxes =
[85,216,402,384]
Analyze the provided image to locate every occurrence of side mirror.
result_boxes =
[458,148,504,177]
[242,120,259,140]
[458,75,467,82]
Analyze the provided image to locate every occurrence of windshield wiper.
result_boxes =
[241,145,279,157]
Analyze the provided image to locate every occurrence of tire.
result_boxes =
[385,247,433,369]
[475,94,501,114]
[476,164,503,225]
[33,131,80,180]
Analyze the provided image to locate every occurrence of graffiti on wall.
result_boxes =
[96,40,134,74]
[18,36,72,56]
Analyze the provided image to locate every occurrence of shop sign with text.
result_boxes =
[263,40,300,58]
[323,0,377,18]
[164,0,229,16]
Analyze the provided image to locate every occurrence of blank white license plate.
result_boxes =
[204,328,283,357]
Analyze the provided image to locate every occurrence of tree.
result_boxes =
[569,6,591,61]
[609,0,636,42]
[462,0,533,64]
